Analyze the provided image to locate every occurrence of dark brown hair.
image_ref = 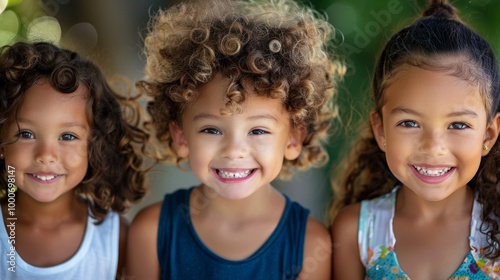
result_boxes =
[331,0,500,259]
[139,0,345,178]
[0,42,149,223]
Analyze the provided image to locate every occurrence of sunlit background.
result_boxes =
[1,0,499,223]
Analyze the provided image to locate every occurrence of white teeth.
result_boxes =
[34,174,57,181]
[218,170,251,179]
[414,166,451,177]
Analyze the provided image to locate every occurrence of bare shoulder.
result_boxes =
[125,201,163,280]
[331,202,361,237]
[130,201,163,228]
[127,201,162,249]
[331,203,364,280]
[297,216,331,280]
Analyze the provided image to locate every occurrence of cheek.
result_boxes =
[251,140,286,167]
[4,144,30,166]
[187,141,213,168]
[385,141,409,170]
[250,138,270,154]
[64,145,88,169]
[453,136,481,151]
[451,139,483,163]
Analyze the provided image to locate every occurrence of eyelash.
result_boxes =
[448,122,470,130]
[17,131,78,141]
[248,129,269,135]
[396,121,471,130]
[397,120,418,128]
[199,128,270,135]
[18,130,34,139]
[200,128,221,135]
[59,133,77,141]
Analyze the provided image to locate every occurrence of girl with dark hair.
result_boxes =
[0,41,149,279]
[330,0,500,279]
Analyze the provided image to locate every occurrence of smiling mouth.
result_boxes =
[413,166,452,177]
[31,174,60,181]
[217,169,253,179]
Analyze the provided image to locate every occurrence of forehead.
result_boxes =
[16,79,89,124]
[381,54,491,111]
[383,66,486,116]
[183,73,288,120]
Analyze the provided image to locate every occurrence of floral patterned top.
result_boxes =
[358,188,500,279]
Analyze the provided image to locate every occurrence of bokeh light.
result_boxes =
[7,0,23,7]
[0,10,19,45]
[63,22,98,54]
[27,16,61,43]
[0,0,7,14]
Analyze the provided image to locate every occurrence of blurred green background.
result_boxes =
[1,0,499,224]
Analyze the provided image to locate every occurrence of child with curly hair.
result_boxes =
[0,41,149,279]
[126,0,344,279]
[330,0,500,279]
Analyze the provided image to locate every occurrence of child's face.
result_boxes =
[170,73,303,200]
[1,79,90,203]
[371,66,500,202]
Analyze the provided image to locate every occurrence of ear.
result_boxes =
[370,111,386,152]
[169,122,189,158]
[284,126,306,160]
[482,113,500,156]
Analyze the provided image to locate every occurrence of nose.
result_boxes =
[419,130,446,157]
[221,135,248,160]
[35,140,58,164]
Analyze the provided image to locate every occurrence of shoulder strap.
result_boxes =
[358,190,397,268]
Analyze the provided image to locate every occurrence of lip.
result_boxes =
[212,168,256,183]
[410,164,455,184]
[27,173,63,184]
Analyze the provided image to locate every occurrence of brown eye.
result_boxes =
[200,128,222,135]
[60,133,77,141]
[448,122,469,130]
[248,129,268,135]
[19,130,34,139]
[397,120,418,128]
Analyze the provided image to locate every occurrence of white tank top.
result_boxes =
[0,206,119,280]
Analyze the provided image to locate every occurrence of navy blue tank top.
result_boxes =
[157,187,310,280]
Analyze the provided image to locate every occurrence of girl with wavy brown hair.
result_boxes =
[330,0,500,279]
[0,41,149,279]
[126,0,344,279]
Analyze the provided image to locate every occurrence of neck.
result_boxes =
[8,190,87,225]
[191,184,284,221]
[396,186,473,221]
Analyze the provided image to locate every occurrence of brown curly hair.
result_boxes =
[0,42,149,223]
[330,0,500,259]
[138,0,345,178]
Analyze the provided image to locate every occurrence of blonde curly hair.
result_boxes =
[139,0,345,178]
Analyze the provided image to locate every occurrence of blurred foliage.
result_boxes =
[0,0,98,55]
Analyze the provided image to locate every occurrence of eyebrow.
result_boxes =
[17,118,89,129]
[192,113,219,122]
[192,113,279,122]
[390,107,479,118]
[247,114,279,122]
